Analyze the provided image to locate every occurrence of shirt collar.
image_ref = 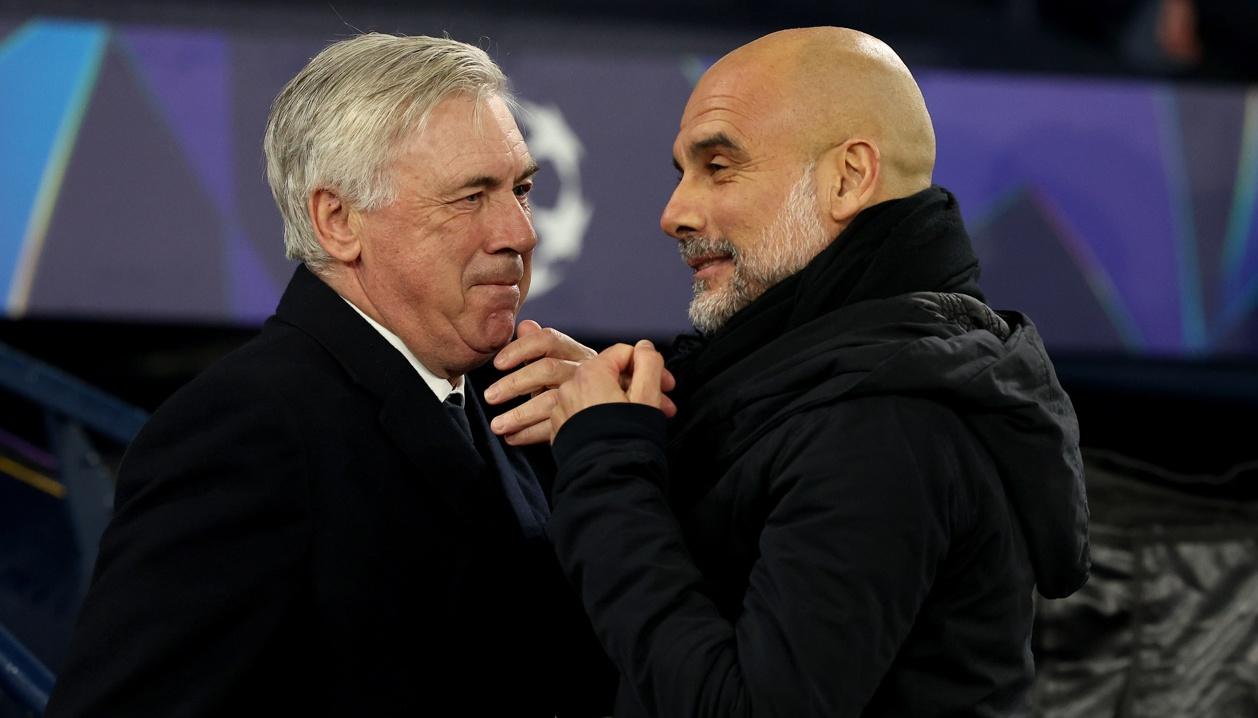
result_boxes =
[341,297,464,404]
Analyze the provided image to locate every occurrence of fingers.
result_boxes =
[611,353,674,393]
[493,322,595,371]
[627,340,663,408]
[659,394,678,419]
[502,421,553,447]
[484,357,579,405]
[519,339,678,442]
[549,350,634,440]
[598,343,636,373]
[489,391,556,436]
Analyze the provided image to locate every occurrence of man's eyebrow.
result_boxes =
[517,160,540,183]
[673,132,745,172]
[691,132,743,155]
[453,160,541,192]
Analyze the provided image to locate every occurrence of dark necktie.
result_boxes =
[443,392,473,444]
[449,385,550,538]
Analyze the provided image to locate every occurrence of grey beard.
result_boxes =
[682,164,830,335]
[682,237,756,335]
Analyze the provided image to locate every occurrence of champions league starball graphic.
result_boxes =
[515,100,593,298]
[1,18,1257,354]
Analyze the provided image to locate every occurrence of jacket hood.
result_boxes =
[674,291,1090,598]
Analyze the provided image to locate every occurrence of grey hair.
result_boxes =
[263,33,512,271]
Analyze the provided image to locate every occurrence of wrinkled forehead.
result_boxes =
[404,94,523,153]
[391,94,533,183]
[675,62,793,152]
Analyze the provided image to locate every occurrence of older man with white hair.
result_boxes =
[45,33,611,717]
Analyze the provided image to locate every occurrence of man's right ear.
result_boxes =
[309,188,361,263]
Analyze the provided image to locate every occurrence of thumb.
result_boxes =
[628,340,663,408]
[516,319,543,338]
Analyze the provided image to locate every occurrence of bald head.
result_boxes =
[692,27,935,201]
[662,28,939,334]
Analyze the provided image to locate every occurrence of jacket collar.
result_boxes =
[273,264,511,536]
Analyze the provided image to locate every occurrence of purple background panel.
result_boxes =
[1177,86,1245,322]
[226,33,331,318]
[29,38,227,321]
[121,28,233,219]
[503,51,696,337]
[973,190,1126,352]
[924,72,1183,352]
[5,17,1257,356]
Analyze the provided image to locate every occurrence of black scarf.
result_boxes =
[668,185,984,412]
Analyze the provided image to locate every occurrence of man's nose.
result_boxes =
[487,195,538,254]
[660,180,705,240]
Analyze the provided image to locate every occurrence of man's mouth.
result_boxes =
[470,261,525,287]
[686,254,729,271]
[688,254,734,283]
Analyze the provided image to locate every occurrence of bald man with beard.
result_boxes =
[489,27,1090,717]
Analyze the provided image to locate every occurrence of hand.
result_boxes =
[550,340,676,440]
[485,320,597,445]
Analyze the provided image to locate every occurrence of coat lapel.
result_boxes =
[273,265,509,536]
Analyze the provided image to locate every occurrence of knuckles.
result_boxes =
[536,356,561,377]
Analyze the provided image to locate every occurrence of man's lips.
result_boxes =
[470,268,524,286]
[688,254,733,279]
[470,256,525,287]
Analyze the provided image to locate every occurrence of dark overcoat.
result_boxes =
[46,265,610,717]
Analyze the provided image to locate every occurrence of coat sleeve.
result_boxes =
[548,401,955,718]
[44,376,312,718]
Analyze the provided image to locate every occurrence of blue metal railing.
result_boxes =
[1,339,150,715]
[0,341,147,445]
[0,622,55,715]
[0,340,147,585]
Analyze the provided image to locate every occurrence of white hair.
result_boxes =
[263,33,512,271]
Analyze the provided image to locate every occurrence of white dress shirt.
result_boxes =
[342,298,464,404]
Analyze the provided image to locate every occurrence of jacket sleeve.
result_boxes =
[44,377,312,718]
[548,401,954,718]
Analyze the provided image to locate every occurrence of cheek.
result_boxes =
[725,195,775,245]
[709,191,748,236]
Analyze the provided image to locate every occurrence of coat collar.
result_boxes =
[274,264,512,537]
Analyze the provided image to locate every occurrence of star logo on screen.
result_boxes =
[517,100,592,298]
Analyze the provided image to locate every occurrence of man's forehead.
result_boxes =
[673,120,748,160]
[404,101,528,157]
[410,94,522,146]
[687,55,788,108]
[676,62,788,141]
[430,146,536,185]
[673,91,776,162]
[392,128,534,194]
[680,67,764,121]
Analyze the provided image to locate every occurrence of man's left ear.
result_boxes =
[309,188,362,264]
[823,139,880,224]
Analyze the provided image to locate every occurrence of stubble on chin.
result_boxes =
[685,163,830,335]
[688,262,757,335]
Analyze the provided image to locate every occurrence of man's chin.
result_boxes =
[689,290,739,335]
[470,312,519,355]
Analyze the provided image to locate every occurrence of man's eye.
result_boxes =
[514,183,532,206]
[463,192,482,203]
[707,162,727,173]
